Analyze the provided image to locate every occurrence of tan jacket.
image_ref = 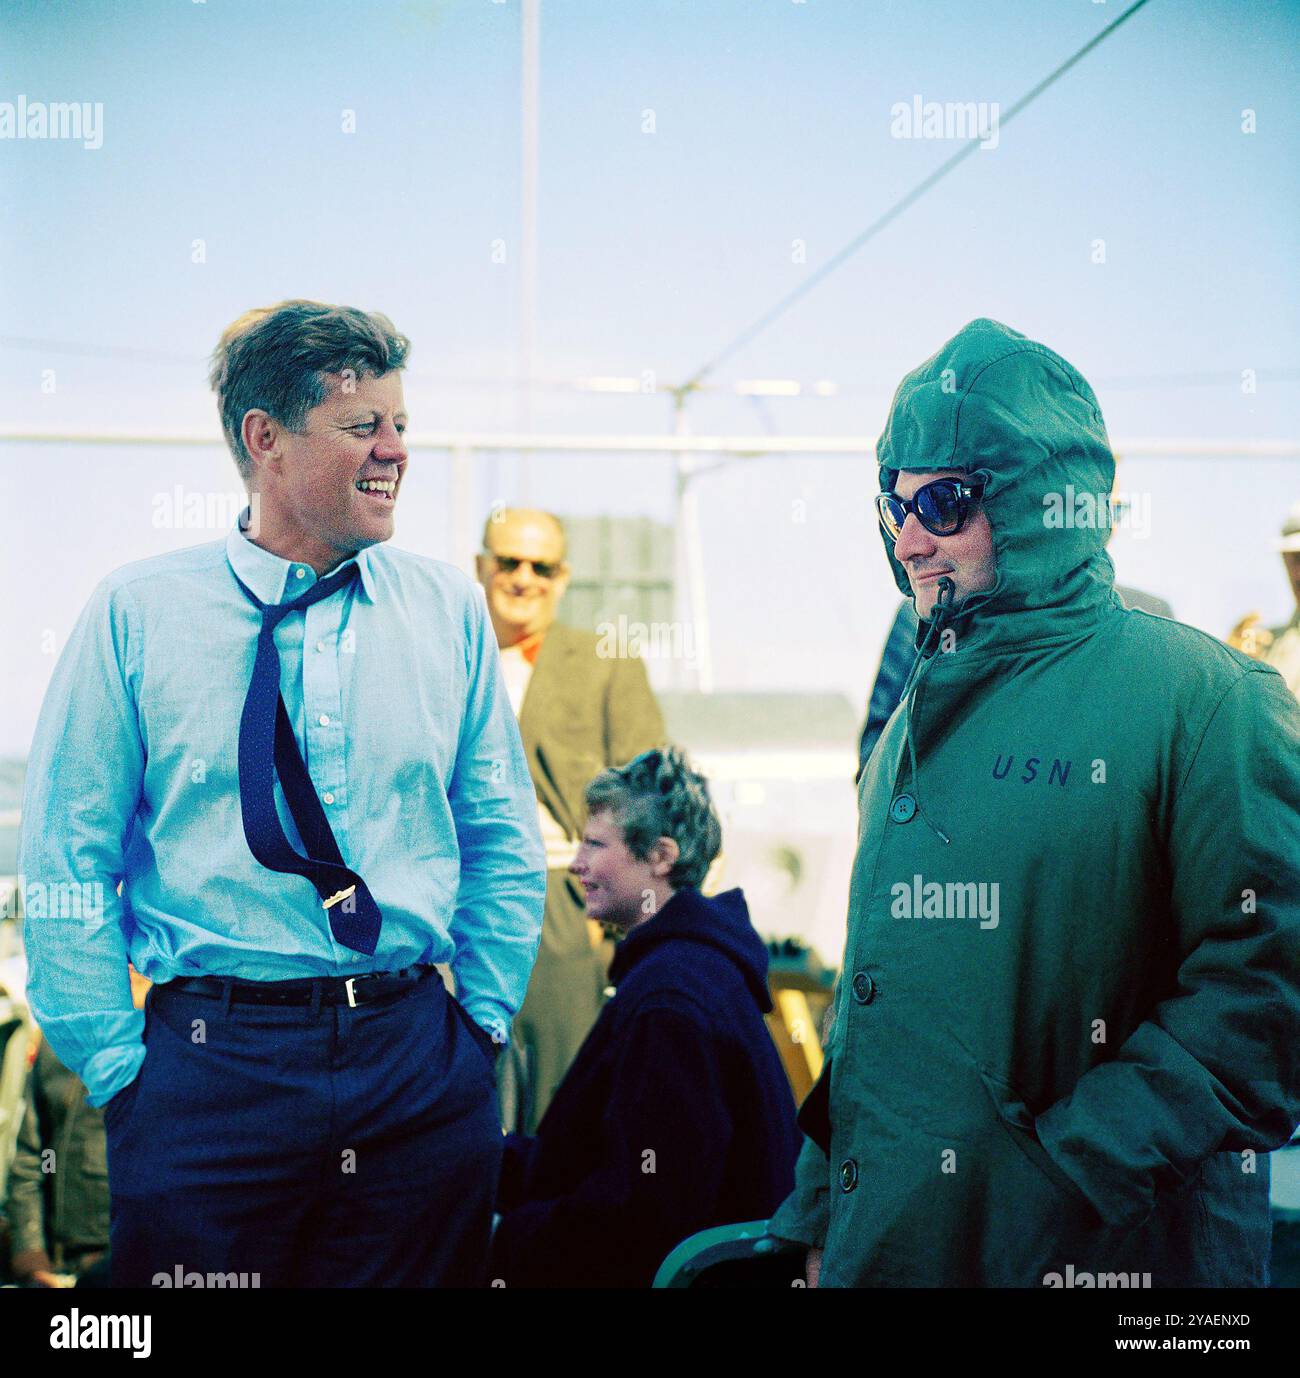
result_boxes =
[517,623,665,843]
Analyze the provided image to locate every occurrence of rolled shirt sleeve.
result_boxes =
[445,585,546,1045]
[20,579,146,1108]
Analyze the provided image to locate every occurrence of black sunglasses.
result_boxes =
[490,554,563,579]
[876,476,986,541]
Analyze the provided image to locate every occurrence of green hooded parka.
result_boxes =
[770,318,1300,1287]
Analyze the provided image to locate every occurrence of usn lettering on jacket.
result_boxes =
[990,754,1108,786]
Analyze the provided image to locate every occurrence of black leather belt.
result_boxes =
[158,965,435,1008]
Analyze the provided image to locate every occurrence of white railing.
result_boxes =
[4,432,1297,691]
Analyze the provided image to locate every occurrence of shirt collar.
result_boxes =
[226,511,378,605]
[515,629,546,665]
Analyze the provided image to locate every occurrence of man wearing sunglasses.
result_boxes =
[856,479,1174,781]
[476,508,665,1133]
[874,472,996,619]
[770,317,1300,1288]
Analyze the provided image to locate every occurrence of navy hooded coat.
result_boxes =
[491,885,800,1287]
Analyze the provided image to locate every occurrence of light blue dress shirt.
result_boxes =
[20,524,546,1107]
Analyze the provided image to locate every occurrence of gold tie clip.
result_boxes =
[322,885,357,910]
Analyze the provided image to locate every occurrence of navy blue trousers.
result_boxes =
[104,968,502,1287]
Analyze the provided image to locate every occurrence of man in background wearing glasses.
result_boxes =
[770,317,1300,1288]
[477,508,664,1132]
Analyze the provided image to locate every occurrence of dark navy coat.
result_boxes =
[491,886,800,1287]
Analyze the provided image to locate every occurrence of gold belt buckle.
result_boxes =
[322,885,356,911]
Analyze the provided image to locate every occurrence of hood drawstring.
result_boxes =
[898,577,954,846]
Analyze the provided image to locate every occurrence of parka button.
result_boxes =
[839,1158,859,1192]
[851,971,875,1004]
[890,793,917,823]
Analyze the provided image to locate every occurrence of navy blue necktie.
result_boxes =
[233,562,382,956]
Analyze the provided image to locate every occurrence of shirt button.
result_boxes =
[294,568,306,580]
[322,792,335,805]
[316,641,325,653]
[890,793,917,823]
[851,971,876,1005]
[839,1158,859,1193]
[318,714,330,727]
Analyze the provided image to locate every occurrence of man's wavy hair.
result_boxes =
[209,299,409,479]
[584,746,722,891]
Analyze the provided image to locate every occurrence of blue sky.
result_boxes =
[1,0,1297,755]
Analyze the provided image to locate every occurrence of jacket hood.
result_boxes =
[877,318,1118,653]
[609,886,774,1013]
[872,319,1122,848]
